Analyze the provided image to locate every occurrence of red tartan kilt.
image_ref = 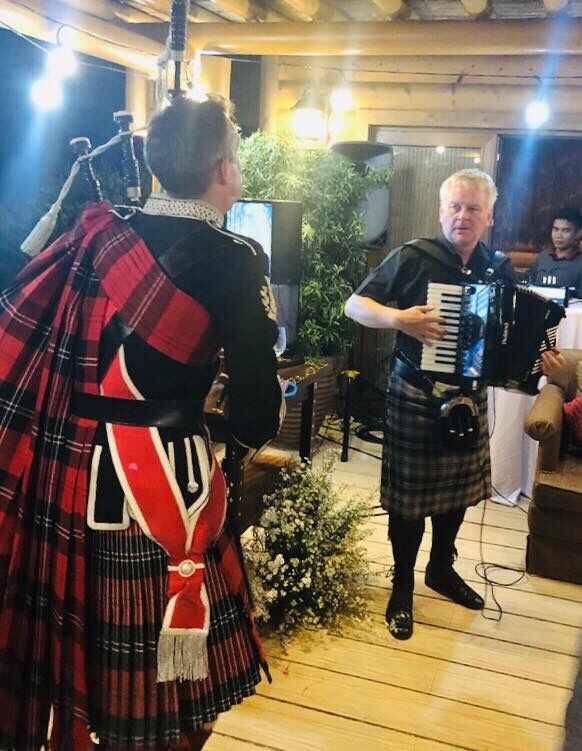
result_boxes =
[85,519,262,751]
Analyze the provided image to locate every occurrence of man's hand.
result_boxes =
[396,305,447,345]
[541,348,566,378]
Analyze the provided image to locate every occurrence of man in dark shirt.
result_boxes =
[529,207,582,296]
[345,169,517,640]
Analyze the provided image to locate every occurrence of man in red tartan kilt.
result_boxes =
[0,97,284,750]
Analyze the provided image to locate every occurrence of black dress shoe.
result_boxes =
[425,565,484,610]
[385,588,414,640]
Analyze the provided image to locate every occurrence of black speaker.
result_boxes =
[272,283,299,346]
[330,141,393,249]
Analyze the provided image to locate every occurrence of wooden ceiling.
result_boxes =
[3,0,582,80]
[116,0,582,23]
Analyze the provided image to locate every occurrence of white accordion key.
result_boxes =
[421,282,465,374]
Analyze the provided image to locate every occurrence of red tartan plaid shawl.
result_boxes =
[0,204,264,751]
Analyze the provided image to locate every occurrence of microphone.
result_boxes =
[70,137,103,204]
[113,111,141,206]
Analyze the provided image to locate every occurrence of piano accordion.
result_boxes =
[421,282,566,394]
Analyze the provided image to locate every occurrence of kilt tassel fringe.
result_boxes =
[157,629,209,683]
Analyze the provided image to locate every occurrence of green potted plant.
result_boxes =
[239,131,391,436]
[240,131,390,358]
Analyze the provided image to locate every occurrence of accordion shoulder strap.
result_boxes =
[405,238,510,275]
[404,238,461,272]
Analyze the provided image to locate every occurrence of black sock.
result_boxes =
[388,512,425,591]
[429,508,466,572]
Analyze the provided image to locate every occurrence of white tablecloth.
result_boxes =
[488,389,537,504]
[555,301,582,348]
[489,304,582,505]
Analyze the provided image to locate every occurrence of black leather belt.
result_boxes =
[392,356,436,397]
[392,354,476,396]
[73,393,204,429]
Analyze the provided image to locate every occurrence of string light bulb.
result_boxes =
[525,98,550,128]
[291,83,328,142]
[47,45,78,79]
[31,76,63,111]
[329,86,353,113]
[292,107,327,141]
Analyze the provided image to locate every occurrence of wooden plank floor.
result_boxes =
[208,432,582,751]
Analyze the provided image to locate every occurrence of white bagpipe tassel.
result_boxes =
[19,128,145,258]
[21,161,80,257]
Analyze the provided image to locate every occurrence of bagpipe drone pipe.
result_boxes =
[20,0,192,258]
[20,111,146,258]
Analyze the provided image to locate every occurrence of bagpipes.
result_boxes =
[20,0,191,258]
[20,111,147,258]
[67,111,142,209]
[70,110,143,208]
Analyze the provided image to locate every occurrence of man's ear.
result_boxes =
[215,158,229,186]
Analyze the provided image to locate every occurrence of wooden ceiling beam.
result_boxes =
[195,0,284,21]
[202,0,253,20]
[370,0,411,21]
[272,0,346,23]
[460,0,493,18]
[543,0,569,13]
[314,2,348,22]
[275,0,320,21]
[184,19,582,56]
[54,0,163,23]
[249,1,287,21]
[124,0,221,22]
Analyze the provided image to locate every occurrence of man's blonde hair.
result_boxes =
[439,169,498,211]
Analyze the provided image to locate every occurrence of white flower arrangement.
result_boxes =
[243,457,372,639]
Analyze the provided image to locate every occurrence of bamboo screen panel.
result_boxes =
[385,144,481,249]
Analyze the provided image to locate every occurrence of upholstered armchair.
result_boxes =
[524,348,582,584]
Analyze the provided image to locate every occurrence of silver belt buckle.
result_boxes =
[433,381,461,399]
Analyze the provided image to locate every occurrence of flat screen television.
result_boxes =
[225,199,303,285]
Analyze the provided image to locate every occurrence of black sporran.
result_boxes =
[438,395,480,451]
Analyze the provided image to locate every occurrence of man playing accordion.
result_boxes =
[345,169,518,640]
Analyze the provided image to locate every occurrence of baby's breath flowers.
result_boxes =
[243,457,371,639]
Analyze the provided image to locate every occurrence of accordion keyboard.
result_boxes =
[421,282,465,374]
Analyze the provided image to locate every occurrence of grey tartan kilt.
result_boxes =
[381,372,491,520]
